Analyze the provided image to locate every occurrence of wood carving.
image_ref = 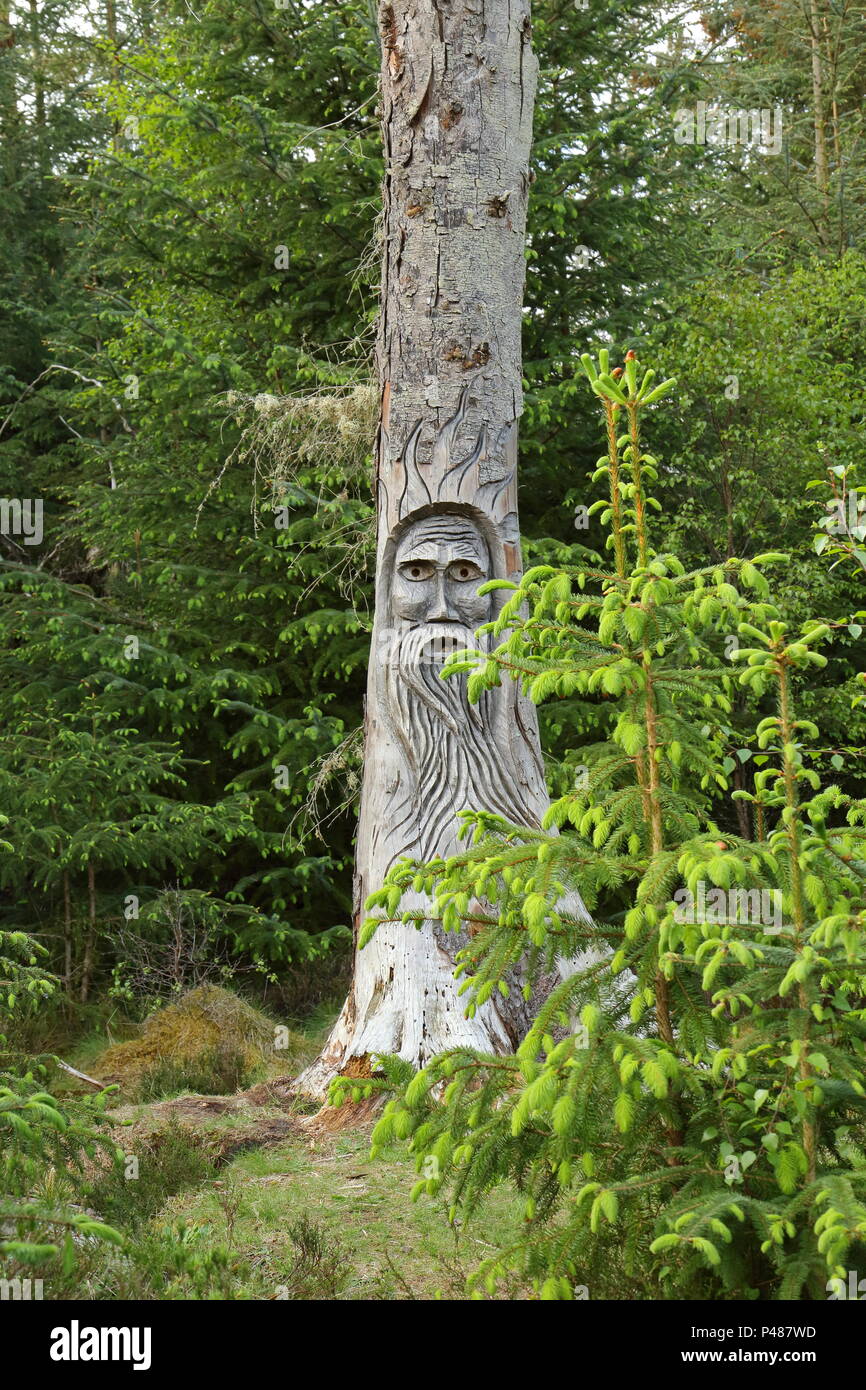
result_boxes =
[298,1,589,1097]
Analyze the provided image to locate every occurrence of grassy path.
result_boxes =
[155,1121,526,1299]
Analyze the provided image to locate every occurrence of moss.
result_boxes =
[92,985,277,1096]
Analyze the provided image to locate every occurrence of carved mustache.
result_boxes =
[386,622,485,737]
[375,619,482,672]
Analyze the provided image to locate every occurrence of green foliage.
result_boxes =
[352,356,866,1300]
[647,254,866,779]
[4,0,866,1303]
[87,1117,217,1231]
[52,1218,251,1302]
[7,0,857,1007]
[276,1216,351,1301]
[0,930,123,1276]
[0,0,377,995]
[100,1223,248,1302]
[679,0,866,257]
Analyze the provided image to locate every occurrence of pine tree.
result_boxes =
[0,923,123,1276]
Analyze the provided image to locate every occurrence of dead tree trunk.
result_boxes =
[300,0,569,1097]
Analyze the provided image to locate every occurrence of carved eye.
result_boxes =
[448,561,483,582]
[401,560,435,581]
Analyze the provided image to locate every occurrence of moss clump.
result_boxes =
[92,985,275,1098]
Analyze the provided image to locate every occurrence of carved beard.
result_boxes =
[383,621,536,865]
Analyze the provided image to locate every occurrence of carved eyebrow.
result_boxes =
[398,532,487,560]
[400,525,489,553]
[400,521,484,544]
[403,530,476,545]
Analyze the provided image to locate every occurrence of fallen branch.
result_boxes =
[56,1058,105,1089]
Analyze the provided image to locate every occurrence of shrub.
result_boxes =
[0,923,124,1280]
[86,1117,217,1230]
[133,1046,256,1103]
[277,1216,350,1300]
[91,984,274,1098]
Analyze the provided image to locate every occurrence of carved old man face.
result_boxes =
[391,514,491,630]
[380,509,533,858]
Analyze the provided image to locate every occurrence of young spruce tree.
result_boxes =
[336,352,866,1302]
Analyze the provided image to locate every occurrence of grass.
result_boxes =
[148,1122,529,1299]
[7,989,531,1299]
[87,1115,218,1229]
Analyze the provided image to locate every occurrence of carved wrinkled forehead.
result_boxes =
[395,514,489,566]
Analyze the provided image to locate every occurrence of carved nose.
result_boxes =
[427,572,455,622]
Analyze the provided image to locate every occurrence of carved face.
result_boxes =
[391,515,491,628]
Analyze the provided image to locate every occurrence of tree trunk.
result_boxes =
[63,870,73,998]
[80,863,96,1005]
[808,0,830,236]
[299,0,577,1098]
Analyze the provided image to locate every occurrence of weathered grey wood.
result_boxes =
[56,1058,104,1089]
[299,0,582,1097]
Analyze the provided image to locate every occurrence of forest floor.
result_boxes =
[98,1088,527,1300]
[57,1002,529,1300]
[164,1116,523,1299]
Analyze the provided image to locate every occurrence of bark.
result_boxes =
[80,863,96,1005]
[299,0,586,1099]
[808,0,830,234]
[63,870,73,997]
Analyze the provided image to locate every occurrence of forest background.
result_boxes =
[1,0,865,1068]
